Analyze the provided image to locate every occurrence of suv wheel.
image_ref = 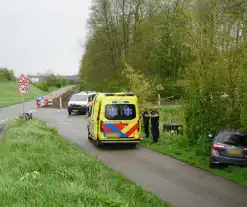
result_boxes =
[209,156,216,168]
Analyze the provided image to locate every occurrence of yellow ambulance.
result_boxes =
[87,92,141,146]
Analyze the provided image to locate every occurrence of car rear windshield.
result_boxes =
[70,94,88,101]
[105,104,136,120]
[217,133,247,146]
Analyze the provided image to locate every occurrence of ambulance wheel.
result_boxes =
[87,128,91,140]
[94,139,102,148]
[95,140,99,147]
[130,143,137,149]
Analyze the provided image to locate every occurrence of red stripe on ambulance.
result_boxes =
[125,123,138,137]
[113,123,125,131]
[103,124,111,133]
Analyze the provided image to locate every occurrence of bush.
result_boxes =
[160,78,184,101]
[122,62,163,108]
[34,82,49,92]
[55,83,62,88]
[0,68,15,81]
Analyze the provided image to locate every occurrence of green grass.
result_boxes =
[0,119,169,207]
[158,106,182,123]
[0,81,47,107]
[140,106,247,187]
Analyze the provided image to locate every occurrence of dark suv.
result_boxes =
[210,130,247,168]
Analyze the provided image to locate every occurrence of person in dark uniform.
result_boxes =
[141,108,150,138]
[150,106,160,143]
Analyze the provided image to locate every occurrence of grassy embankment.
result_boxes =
[140,106,247,187]
[0,81,47,107]
[0,119,169,207]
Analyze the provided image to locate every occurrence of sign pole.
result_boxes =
[17,73,29,115]
[22,94,25,113]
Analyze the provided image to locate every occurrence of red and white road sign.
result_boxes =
[18,74,29,84]
[18,84,28,95]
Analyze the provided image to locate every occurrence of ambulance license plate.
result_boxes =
[106,132,119,138]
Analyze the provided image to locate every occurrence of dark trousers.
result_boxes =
[151,124,159,142]
[143,121,149,138]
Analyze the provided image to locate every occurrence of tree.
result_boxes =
[79,0,247,140]
[0,68,15,81]
[60,77,69,86]
[44,74,57,86]
[122,62,159,107]
[181,0,247,140]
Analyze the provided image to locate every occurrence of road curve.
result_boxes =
[0,100,35,121]
[0,100,35,138]
[1,106,247,207]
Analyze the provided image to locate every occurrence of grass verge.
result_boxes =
[0,119,169,207]
[0,81,47,107]
[140,106,247,187]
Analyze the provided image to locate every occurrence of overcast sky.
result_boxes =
[0,0,91,76]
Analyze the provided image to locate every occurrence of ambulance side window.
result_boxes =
[88,94,96,102]
[92,94,96,100]
[88,95,94,102]
[97,103,101,120]
[91,98,96,117]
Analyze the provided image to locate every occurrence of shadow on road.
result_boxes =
[100,144,138,151]
[213,164,247,169]
[88,139,138,151]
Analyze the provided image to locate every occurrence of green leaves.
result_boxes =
[80,0,247,139]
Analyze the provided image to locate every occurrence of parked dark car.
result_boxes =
[210,130,247,168]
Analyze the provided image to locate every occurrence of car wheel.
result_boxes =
[209,156,216,168]
[68,111,71,115]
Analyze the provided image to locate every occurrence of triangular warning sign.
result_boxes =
[18,74,29,84]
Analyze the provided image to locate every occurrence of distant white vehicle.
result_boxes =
[67,92,96,115]
[80,91,97,94]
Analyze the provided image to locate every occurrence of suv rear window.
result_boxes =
[105,104,136,120]
[217,133,247,146]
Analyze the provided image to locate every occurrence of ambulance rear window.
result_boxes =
[105,104,136,120]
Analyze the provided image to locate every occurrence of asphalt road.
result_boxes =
[0,100,35,134]
[0,100,35,121]
[1,105,247,207]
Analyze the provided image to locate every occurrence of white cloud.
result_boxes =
[0,0,92,76]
